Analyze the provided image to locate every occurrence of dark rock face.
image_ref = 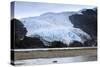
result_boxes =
[12,18,27,43]
[69,8,97,46]
[47,41,67,48]
[83,39,97,47]
[69,41,84,47]
[69,40,96,47]
[16,37,45,49]
[11,18,45,49]
[11,18,27,49]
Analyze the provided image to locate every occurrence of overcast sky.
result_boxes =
[11,1,96,19]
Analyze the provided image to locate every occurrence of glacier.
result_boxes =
[20,11,91,46]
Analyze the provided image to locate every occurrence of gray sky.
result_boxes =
[11,1,96,19]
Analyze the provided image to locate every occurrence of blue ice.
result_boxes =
[68,32,81,41]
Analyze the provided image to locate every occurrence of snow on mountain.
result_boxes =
[20,11,91,46]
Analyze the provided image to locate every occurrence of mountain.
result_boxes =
[19,8,96,47]
[69,8,97,46]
